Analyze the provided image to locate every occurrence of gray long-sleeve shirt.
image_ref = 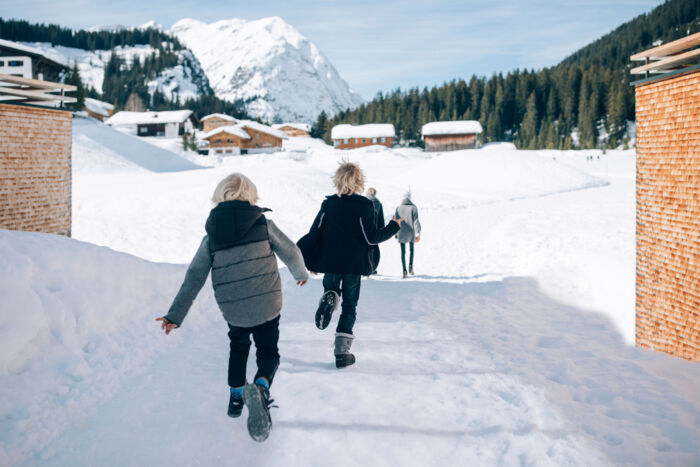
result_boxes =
[165,219,308,327]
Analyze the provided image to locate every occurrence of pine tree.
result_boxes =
[64,61,85,109]
[311,111,328,140]
[518,92,538,149]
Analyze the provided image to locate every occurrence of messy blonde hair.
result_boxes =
[366,187,377,196]
[334,162,365,195]
[212,173,259,205]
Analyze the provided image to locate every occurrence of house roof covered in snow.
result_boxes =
[201,125,251,140]
[0,38,70,70]
[331,124,395,139]
[106,110,193,126]
[84,97,113,117]
[273,122,311,132]
[201,113,237,122]
[238,120,288,139]
[421,121,483,136]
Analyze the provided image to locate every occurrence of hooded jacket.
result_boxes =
[395,197,421,244]
[297,194,400,275]
[165,200,308,328]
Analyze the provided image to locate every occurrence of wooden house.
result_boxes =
[421,121,483,151]
[202,120,287,155]
[273,123,311,137]
[106,110,198,138]
[631,32,700,362]
[331,124,395,149]
[0,39,68,82]
[0,73,76,236]
[84,97,114,122]
[201,113,238,133]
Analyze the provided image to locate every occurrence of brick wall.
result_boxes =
[635,70,700,361]
[0,103,72,236]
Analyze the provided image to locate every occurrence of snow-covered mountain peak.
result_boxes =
[169,17,363,123]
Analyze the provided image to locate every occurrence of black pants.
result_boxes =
[227,316,280,388]
[400,242,415,271]
[322,273,361,335]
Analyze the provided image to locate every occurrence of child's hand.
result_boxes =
[392,216,404,225]
[297,280,308,286]
[156,317,178,335]
[416,235,421,242]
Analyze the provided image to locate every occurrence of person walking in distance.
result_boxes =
[156,173,308,442]
[297,163,402,368]
[395,192,421,278]
[365,187,385,275]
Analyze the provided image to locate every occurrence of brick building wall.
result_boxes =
[333,137,393,150]
[0,103,72,236]
[635,70,699,361]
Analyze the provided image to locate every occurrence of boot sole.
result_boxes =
[315,291,339,330]
[242,384,271,442]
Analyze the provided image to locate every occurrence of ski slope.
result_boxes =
[1,120,699,465]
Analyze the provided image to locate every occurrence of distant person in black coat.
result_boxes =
[297,163,402,368]
[365,187,385,274]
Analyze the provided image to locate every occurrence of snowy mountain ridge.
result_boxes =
[169,16,364,123]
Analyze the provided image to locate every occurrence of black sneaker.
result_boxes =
[402,270,408,279]
[315,290,339,330]
[228,392,244,418]
[409,266,414,276]
[242,383,274,442]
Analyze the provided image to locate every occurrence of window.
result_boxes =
[0,61,4,66]
[334,140,339,147]
[362,139,366,144]
[380,137,386,143]
[8,60,23,67]
[226,149,232,153]
[215,139,222,143]
[256,134,260,139]
[227,139,233,143]
[139,127,148,134]
[216,149,223,154]
[371,137,377,143]
[343,138,349,144]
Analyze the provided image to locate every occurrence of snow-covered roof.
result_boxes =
[106,110,193,126]
[201,125,251,140]
[421,121,483,136]
[201,113,237,122]
[331,124,395,139]
[0,38,70,69]
[273,122,310,132]
[84,97,114,117]
[238,120,288,139]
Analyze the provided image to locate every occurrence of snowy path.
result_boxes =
[34,272,699,466]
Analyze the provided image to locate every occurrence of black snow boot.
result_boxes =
[228,392,244,418]
[334,332,356,369]
[402,270,408,279]
[315,290,339,330]
[409,266,414,276]
[242,383,275,442]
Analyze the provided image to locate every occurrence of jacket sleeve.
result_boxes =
[268,219,309,282]
[377,203,386,229]
[359,206,400,245]
[413,206,421,235]
[164,236,212,327]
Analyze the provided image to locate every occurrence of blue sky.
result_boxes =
[3,0,661,99]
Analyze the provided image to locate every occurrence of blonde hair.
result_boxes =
[212,173,259,205]
[366,187,377,196]
[334,162,365,195]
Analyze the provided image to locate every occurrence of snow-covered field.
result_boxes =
[1,119,698,466]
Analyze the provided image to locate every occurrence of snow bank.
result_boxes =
[331,124,396,139]
[72,118,202,173]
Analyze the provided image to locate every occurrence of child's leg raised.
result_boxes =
[251,316,280,386]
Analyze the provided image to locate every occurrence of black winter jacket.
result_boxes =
[297,194,400,275]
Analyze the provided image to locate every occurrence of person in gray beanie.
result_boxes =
[156,172,308,443]
[395,192,421,278]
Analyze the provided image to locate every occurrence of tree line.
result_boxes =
[0,17,182,51]
[317,0,698,149]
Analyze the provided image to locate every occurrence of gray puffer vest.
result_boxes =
[206,201,282,327]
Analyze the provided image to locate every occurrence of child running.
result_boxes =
[156,173,308,442]
[297,162,402,368]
